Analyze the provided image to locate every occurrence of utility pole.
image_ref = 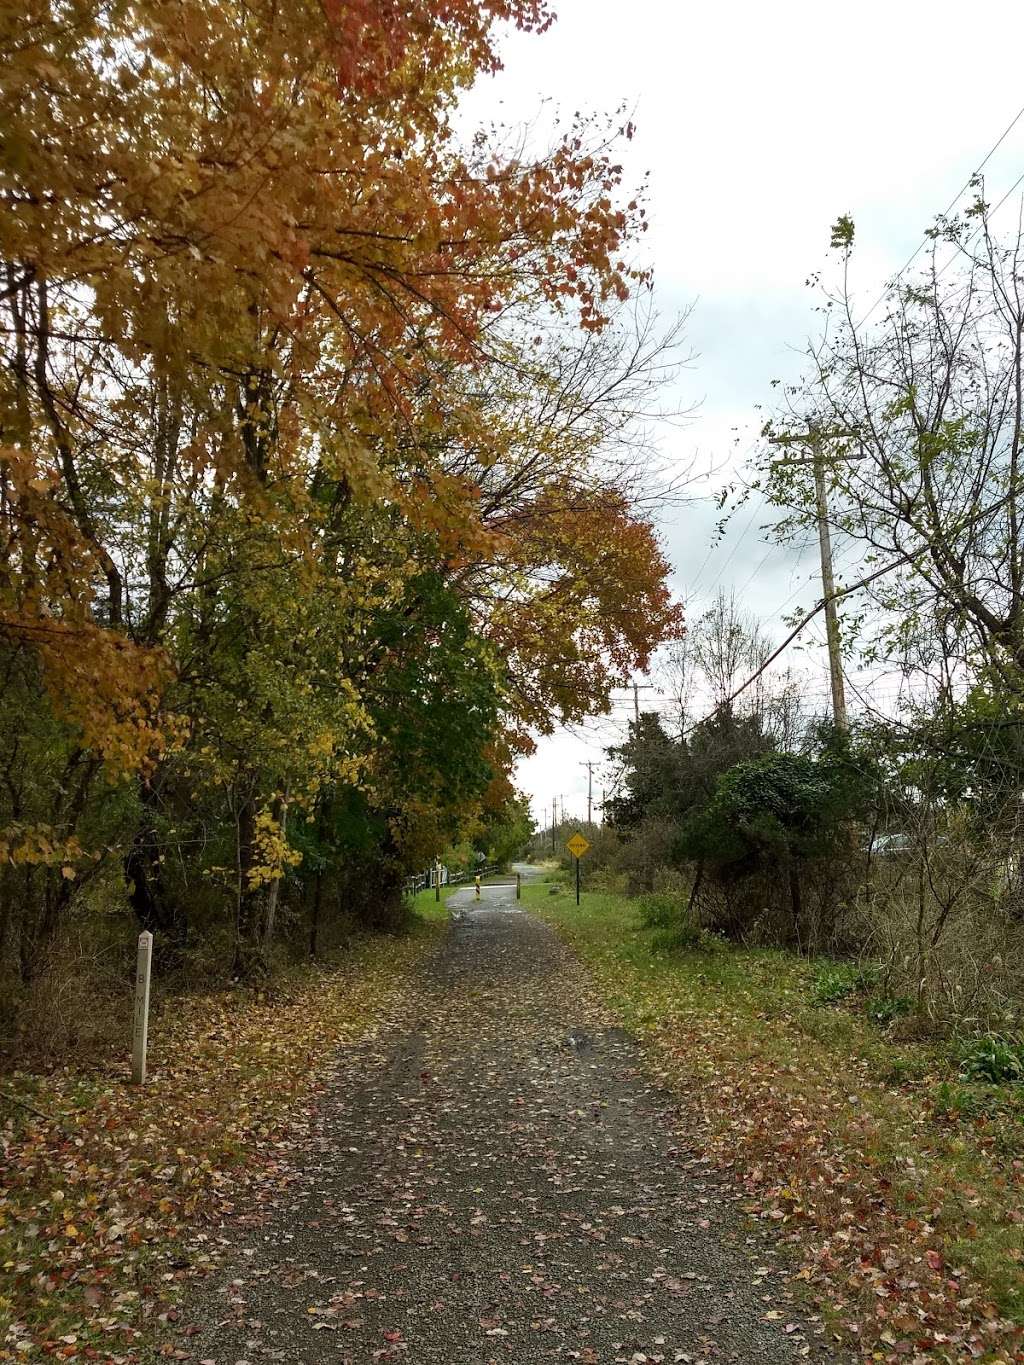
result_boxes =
[769,425,861,732]
[628,682,657,729]
[580,762,594,826]
[812,449,847,732]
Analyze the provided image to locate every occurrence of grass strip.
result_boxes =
[531,881,1024,1363]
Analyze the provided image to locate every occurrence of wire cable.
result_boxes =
[858,99,1024,327]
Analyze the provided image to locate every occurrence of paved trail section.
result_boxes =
[182,874,837,1364]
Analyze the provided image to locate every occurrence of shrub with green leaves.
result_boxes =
[676,740,879,950]
[637,892,686,929]
[651,919,708,954]
[959,1034,1024,1085]
[813,964,859,1005]
[867,993,913,1026]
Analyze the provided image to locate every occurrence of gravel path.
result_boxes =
[181,880,837,1364]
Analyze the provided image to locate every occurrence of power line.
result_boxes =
[763,561,822,621]
[691,494,764,607]
[764,537,860,623]
[929,163,1024,289]
[989,165,1024,219]
[686,538,721,602]
[735,541,778,599]
[858,99,1024,326]
[680,475,1024,739]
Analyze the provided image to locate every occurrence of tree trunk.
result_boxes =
[18,866,37,984]
[124,778,188,955]
[309,872,324,959]
[259,790,289,955]
[686,859,705,920]
[233,798,260,977]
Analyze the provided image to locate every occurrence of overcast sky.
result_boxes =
[460,0,1024,829]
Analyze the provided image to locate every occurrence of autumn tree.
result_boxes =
[0,0,685,984]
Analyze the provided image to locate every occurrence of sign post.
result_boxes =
[565,832,590,906]
[132,931,153,1085]
[516,871,521,900]
[435,860,442,903]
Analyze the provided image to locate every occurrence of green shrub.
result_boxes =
[637,892,687,929]
[867,992,914,1025]
[813,964,859,1004]
[651,919,707,954]
[959,1034,1024,1085]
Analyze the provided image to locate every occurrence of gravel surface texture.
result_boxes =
[180,875,840,1364]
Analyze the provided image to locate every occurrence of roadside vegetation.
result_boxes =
[543,199,1024,1040]
[0,6,685,1356]
[529,220,1024,1360]
[531,876,1024,1361]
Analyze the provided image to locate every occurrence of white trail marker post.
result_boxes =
[132,931,153,1085]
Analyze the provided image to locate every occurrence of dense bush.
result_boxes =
[675,743,875,951]
[587,676,1024,1037]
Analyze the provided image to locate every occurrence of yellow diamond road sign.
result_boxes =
[566,832,590,859]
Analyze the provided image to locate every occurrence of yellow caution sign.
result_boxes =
[566,832,590,859]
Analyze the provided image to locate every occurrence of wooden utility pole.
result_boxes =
[580,761,594,825]
[769,426,861,732]
[629,682,657,727]
[812,450,847,731]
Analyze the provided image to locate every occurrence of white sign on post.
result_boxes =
[132,931,153,1085]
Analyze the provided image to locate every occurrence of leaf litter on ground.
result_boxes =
[535,887,1024,1365]
[0,927,438,1362]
